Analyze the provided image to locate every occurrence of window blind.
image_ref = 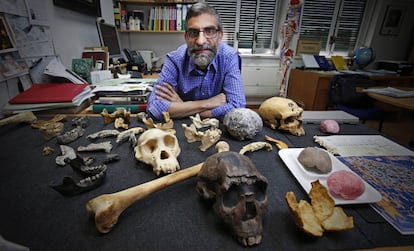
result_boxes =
[207,0,280,53]
[299,0,367,55]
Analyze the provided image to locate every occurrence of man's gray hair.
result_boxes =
[185,3,222,30]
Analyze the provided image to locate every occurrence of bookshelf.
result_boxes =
[114,0,198,33]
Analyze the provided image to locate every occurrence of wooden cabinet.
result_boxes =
[287,69,334,110]
[287,69,414,110]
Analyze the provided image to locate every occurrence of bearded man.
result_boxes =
[146,2,246,121]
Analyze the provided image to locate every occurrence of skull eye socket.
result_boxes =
[163,135,177,148]
[142,139,158,153]
[223,182,267,208]
[284,116,295,124]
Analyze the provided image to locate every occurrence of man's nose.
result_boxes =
[195,31,208,44]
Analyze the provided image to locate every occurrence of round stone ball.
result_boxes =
[223,108,263,140]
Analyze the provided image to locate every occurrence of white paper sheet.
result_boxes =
[313,135,414,157]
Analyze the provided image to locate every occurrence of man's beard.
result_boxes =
[188,44,217,68]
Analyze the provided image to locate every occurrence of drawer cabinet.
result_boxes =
[287,69,333,110]
[242,66,279,97]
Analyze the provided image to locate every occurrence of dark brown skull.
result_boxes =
[196,151,268,246]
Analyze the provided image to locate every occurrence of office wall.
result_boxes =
[47,0,113,68]
[368,0,414,62]
[23,0,414,70]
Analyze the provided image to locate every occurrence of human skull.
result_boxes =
[258,97,305,136]
[134,128,181,176]
[196,151,268,246]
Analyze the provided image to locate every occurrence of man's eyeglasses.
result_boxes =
[186,27,220,39]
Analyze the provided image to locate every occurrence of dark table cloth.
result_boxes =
[0,115,413,251]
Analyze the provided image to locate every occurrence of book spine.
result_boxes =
[176,4,182,31]
[181,4,187,31]
[98,95,148,104]
[92,104,147,113]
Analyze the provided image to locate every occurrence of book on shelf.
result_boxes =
[8,83,91,104]
[181,4,187,30]
[92,103,147,113]
[176,4,182,30]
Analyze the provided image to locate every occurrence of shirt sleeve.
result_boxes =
[146,54,178,121]
[211,52,246,120]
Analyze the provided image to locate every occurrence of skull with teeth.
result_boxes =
[196,151,268,246]
[258,96,305,136]
[134,128,181,176]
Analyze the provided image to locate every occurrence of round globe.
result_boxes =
[223,108,263,140]
[354,47,375,69]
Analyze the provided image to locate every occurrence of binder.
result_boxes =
[9,83,89,104]
[331,55,348,70]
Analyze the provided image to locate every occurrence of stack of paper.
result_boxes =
[90,78,155,113]
[364,87,414,98]
[4,83,94,114]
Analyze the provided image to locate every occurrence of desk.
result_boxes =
[367,88,414,110]
[287,69,414,110]
[0,116,413,250]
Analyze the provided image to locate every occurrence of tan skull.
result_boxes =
[258,97,305,136]
[134,128,181,176]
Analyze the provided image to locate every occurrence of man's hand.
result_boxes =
[206,93,226,109]
[155,83,183,102]
[154,82,227,119]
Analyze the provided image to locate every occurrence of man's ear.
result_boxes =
[218,30,224,41]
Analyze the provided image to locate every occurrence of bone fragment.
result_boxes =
[199,127,222,152]
[31,114,66,129]
[182,123,203,143]
[116,127,144,143]
[72,116,89,128]
[215,141,230,153]
[86,141,229,233]
[42,146,54,156]
[239,142,272,155]
[0,112,37,127]
[56,145,76,166]
[264,135,289,149]
[142,112,173,130]
[39,122,64,140]
[56,126,85,144]
[78,141,113,153]
[87,130,120,140]
[101,108,131,124]
[190,113,219,129]
[114,117,128,129]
